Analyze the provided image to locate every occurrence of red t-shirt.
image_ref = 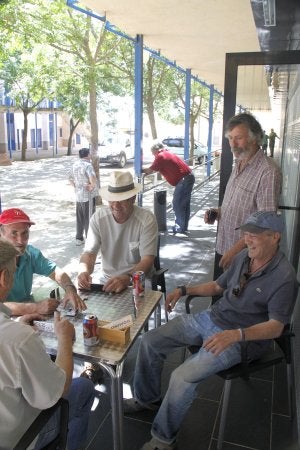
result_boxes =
[149,149,191,186]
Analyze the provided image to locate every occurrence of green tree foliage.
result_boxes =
[0,46,56,160]
[0,0,131,173]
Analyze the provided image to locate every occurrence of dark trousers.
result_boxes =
[76,198,95,241]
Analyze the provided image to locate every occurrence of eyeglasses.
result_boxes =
[232,272,251,297]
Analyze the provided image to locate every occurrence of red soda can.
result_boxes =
[83,314,99,346]
[133,271,145,298]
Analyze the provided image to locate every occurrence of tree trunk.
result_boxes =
[21,109,29,161]
[189,117,197,164]
[146,99,157,139]
[88,75,101,203]
[67,118,80,156]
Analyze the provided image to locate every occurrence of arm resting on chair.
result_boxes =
[166,282,223,313]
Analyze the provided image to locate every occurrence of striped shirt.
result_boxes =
[216,149,282,255]
[69,159,98,202]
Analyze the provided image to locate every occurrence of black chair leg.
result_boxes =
[217,379,232,450]
[286,362,293,419]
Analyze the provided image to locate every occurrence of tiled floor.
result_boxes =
[83,326,298,450]
[82,178,298,450]
[3,156,297,449]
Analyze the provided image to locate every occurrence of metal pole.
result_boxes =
[184,69,191,161]
[134,34,143,206]
[207,84,214,177]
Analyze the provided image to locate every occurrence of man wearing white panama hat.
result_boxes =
[77,171,158,294]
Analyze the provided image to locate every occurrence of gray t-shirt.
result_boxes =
[84,204,158,278]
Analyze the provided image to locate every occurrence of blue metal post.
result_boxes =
[6,109,12,159]
[134,34,143,206]
[184,69,191,161]
[207,84,214,177]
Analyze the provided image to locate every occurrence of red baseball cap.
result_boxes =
[0,208,35,226]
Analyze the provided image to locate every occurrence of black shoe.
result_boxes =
[124,398,161,413]
[80,363,104,384]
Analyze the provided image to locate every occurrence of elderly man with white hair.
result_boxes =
[124,211,298,450]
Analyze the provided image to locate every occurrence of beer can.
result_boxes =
[83,314,99,346]
[133,271,145,298]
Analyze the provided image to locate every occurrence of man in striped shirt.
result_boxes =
[205,113,282,278]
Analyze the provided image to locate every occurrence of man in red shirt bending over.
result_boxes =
[143,140,195,234]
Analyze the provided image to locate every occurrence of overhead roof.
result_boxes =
[77,0,300,110]
[80,0,260,93]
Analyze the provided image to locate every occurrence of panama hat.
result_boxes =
[99,171,142,202]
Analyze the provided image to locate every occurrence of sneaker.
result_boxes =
[172,225,187,235]
[76,239,84,246]
[80,362,104,384]
[141,437,177,450]
[171,226,188,236]
[123,398,161,413]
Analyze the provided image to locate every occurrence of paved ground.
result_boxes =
[0,154,219,311]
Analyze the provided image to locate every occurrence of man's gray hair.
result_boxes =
[150,140,164,152]
[225,112,263,145]
[0,238,18,272]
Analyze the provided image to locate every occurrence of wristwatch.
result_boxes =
[177,285,187,296]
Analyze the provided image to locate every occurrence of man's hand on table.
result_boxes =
[62,287,87,312]
[34,298,60,314]
[16,313,45,325]
[54,311,75,342]
[77,271,93,290]
[103,275,131,293]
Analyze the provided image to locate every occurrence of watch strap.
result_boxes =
[177,285,187,296]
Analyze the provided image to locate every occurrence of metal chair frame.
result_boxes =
[13,397,69,450]
[151,235,168,327]
[185,294,294,450]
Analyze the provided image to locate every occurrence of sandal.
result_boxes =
[80,362,104,384]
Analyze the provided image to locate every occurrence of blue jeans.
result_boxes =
[173,173,195,232]
[133,311,242,445]
[35,377,95,450]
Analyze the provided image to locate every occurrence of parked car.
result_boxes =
[162,137,207,164]
[98,139,134,168]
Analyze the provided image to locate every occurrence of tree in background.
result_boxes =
[0,47,56,161]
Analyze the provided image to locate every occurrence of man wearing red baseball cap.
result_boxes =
[0,208,86,315]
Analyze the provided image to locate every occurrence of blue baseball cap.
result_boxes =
[237,211,284,234]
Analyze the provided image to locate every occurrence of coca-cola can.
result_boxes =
[83,314,99,346]
[133,271,145,298]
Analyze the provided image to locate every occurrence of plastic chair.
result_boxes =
[151,235,168,327]
[13,398,69,450]
[185,295,294,450]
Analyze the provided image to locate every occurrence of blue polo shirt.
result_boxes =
[209,248,298,360]
[6,245,56,302]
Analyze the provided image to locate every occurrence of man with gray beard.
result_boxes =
[204,113,282,278]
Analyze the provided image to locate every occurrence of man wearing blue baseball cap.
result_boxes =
[124,211,298,450]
